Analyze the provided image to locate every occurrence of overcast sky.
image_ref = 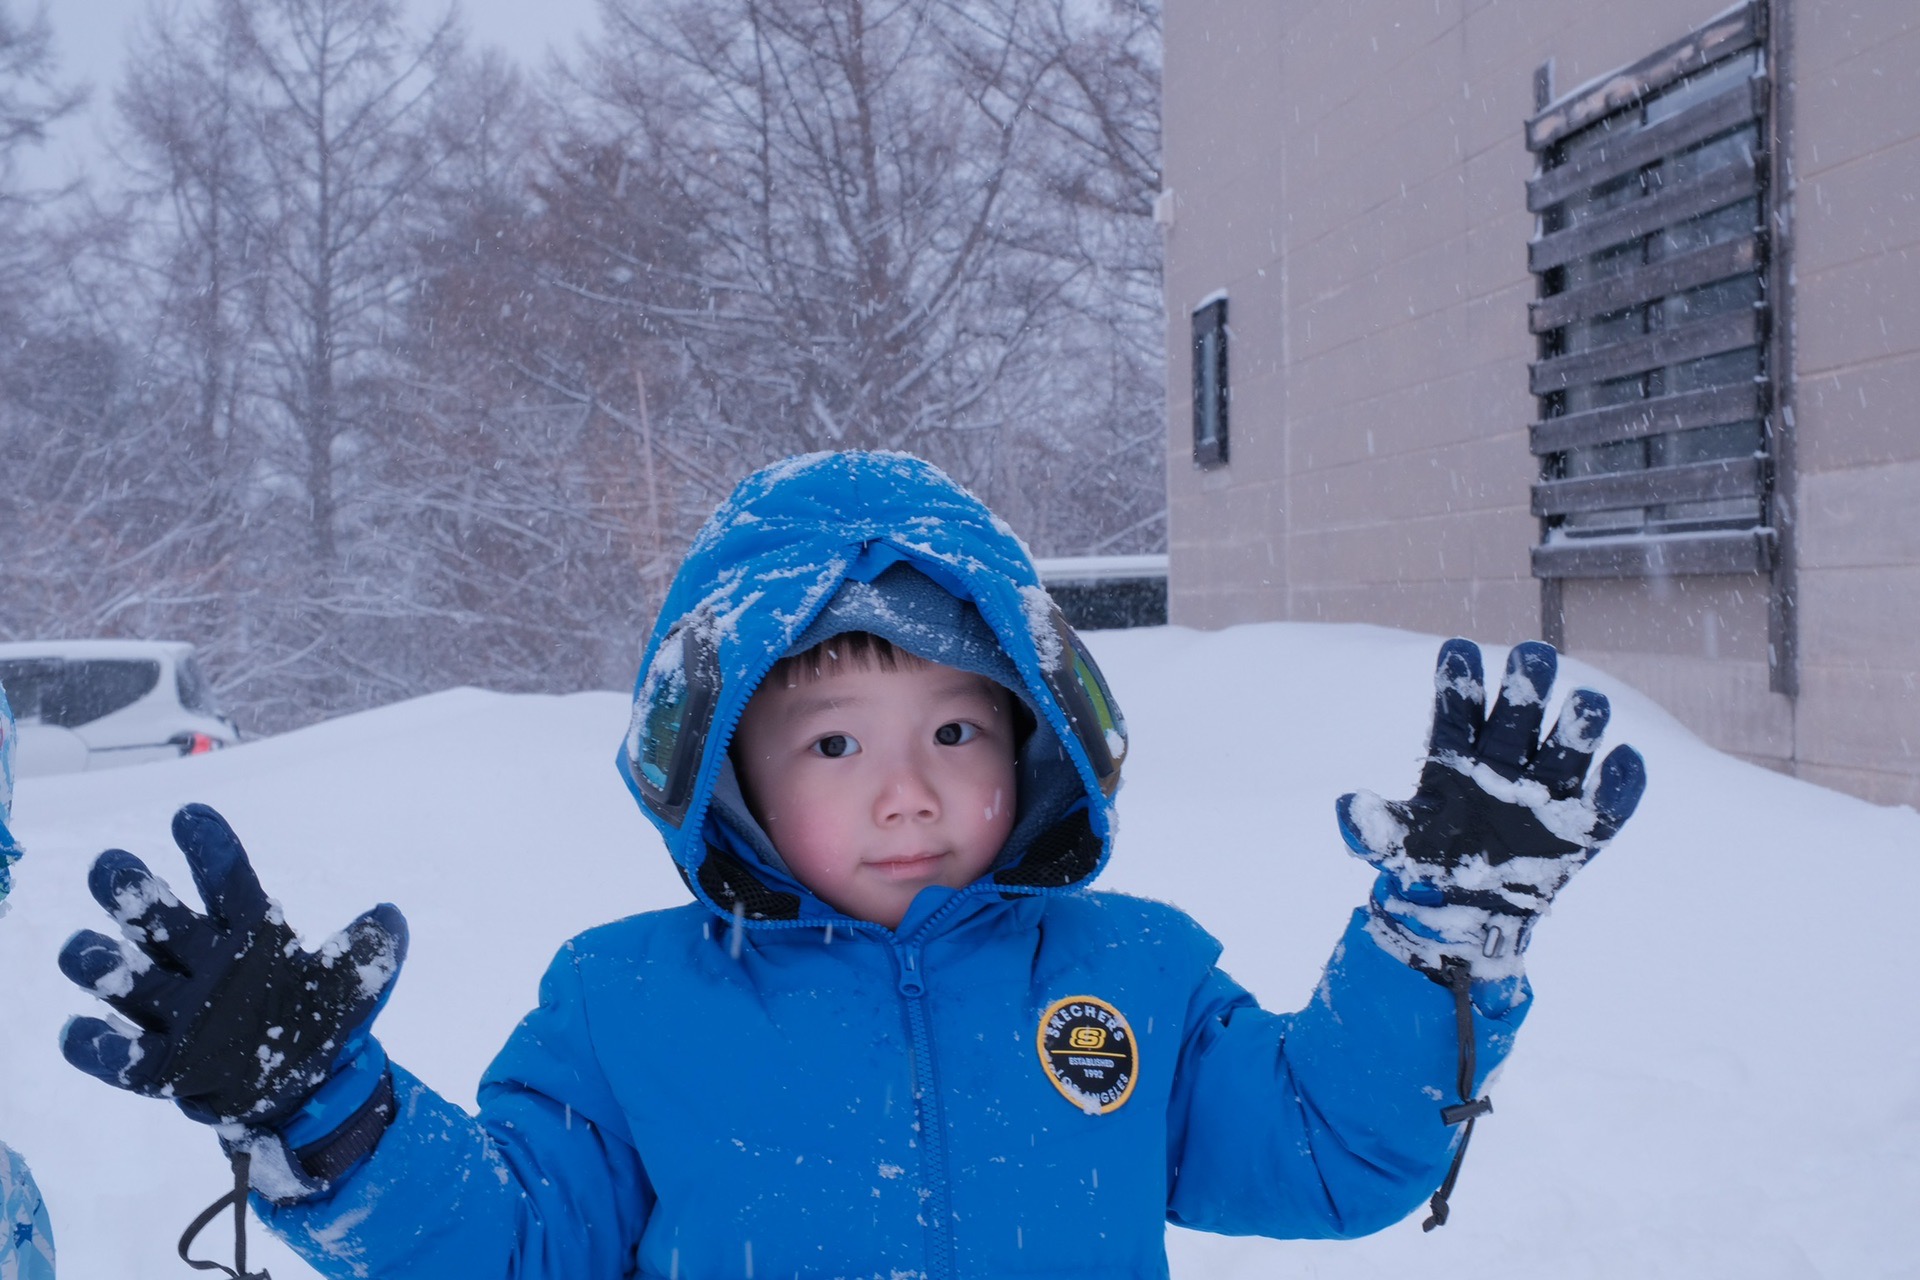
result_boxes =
[24,0,601,186]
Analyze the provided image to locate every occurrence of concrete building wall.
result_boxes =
[1785,2,1920,804]
[1163,0,1920,805]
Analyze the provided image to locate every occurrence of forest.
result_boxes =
[0,0,1164,731]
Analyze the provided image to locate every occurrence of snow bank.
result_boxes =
[1,624,1913,1278]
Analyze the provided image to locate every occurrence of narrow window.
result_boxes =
[1191,296,1228,468]
[1524,1,1779,582]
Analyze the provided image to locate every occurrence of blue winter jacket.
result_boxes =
[0,1143,54,1280]
[262,452,1526,1279]
[2,694,52,1280]
[1,680,22,892]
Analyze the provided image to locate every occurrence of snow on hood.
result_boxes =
[617,451,1121,927]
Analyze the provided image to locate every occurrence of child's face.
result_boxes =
[732,656,1019,929]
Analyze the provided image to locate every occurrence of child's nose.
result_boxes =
[876,768,940,825]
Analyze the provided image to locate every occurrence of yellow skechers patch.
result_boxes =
[1036,995,1138,1114]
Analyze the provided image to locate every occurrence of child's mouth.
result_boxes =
[869,852,945,879]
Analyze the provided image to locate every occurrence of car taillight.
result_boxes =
[180,732,219,756]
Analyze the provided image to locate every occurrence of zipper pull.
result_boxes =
[896,943,925,997]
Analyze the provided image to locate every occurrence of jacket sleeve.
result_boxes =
[1,1143,56,1280]
[259,940,654,1280]
[1164,907,1527,1239]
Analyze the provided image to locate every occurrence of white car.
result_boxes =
[0,641,240,778]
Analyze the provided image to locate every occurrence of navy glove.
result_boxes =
[1337,639,1646,981]
[58,804,407,1132]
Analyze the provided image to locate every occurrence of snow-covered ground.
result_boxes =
[2,621,1915,1278]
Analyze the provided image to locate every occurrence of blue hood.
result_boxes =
[618,451,1122,926]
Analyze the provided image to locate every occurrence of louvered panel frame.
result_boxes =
[1525,1,1775,582]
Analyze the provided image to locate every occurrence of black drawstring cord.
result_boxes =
[179,1151,272,1279]
[1422,955,1493,1231]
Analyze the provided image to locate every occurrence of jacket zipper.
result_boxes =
[720,883,1045,1276]
[891,896,975,1280]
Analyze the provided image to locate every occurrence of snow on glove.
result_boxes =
[1336,638,1646,981]
[57,803,407,1129]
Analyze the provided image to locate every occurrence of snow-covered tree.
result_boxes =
[95,0,462,725]
[3,0,1167,732]
[549,0,1163,553]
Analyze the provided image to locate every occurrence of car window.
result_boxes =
[176,655,219,716]
[0,659,161,728]
[0,660,62,722]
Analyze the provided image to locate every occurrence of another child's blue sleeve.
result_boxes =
[1165,908,1527,1238]
[1,1142,55,1280]
[259,943,654,1279]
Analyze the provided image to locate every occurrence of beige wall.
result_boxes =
[1787,1,1920,804]
[1163,0,1920,805]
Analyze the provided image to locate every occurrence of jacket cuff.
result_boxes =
[220,1050,398,1204]
[1361,890,1533,1018]
[275,1036,389,1148]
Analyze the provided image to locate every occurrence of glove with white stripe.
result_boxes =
[1337,639,1647,982]
[58,804,405,1193]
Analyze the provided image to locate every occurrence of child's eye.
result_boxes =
[812,733,860,758]
[934,721,979,746]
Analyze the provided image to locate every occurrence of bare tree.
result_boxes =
[0,2,117,641]
[572,1,1074,468]
[391,61,772,683]
[555,0,1165,555]
[225,0,457,574]
[937,0,1165,556]
[367,51,688,696]
[6,0,1168,735]
[6,0,466,728]
[115,4,261,487]
[0,1,83,208]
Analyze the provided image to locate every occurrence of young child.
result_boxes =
[2,683,57,1280]
[58,451,1644,1277]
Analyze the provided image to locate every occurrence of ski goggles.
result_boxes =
[626,620,722,829]
[625,600,1128,829]
[1044,605,1128,798]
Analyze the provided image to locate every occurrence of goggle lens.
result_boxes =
[629,626,719,827]
[1048,607,1128,796]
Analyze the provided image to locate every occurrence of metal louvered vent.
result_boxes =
[1525,2,1780,581]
